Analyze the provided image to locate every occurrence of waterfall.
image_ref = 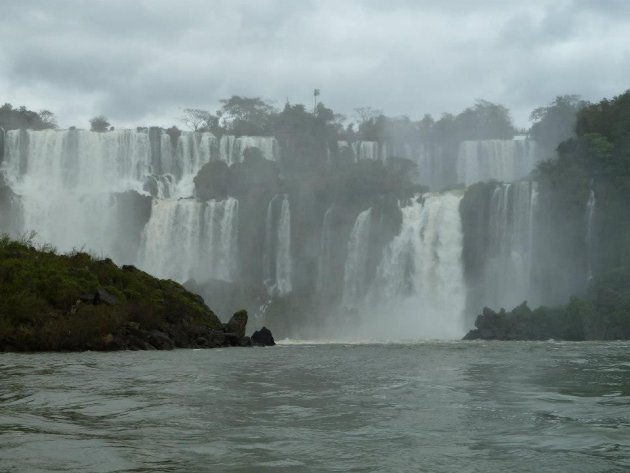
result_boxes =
[585,189,596,281]
[263,194,293,296]
[351,141,379,161]
[3,129,151,192]
[1,128,278,266]
[456,139,539,186]
[367,193,467,338]
[138,198,238,283]
[342,208,372,308]
[219,135,279,165]
[170,131,218,198]
[482,181,538,310]
[1,129,153,257]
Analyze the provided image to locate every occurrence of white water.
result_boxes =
[342,208,372,308]
[351,141,380,161]
[481,181,539,310]
[138,198,239,283]
[379,142,446,190]
[2,129,152,257]
[1,129,278,265]
[456,139,539,186]
[364,193,467,339]
[263,194,293,296]
[219,135,279,165]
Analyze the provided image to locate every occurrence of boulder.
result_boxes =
[194,161,229,201]
[238,336,252,347]
[95,287,118,305]
[225,310,248,339]
[251,326,276,346]
[148,330,174,350]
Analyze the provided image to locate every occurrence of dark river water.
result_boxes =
[1,341,630,472]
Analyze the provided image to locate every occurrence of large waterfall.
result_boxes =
[342,208,373,308]
[263,194,293,296]
[456,139,539,186]
[0,126,581,339]
[138,198,239,283]
[363,193,467,338]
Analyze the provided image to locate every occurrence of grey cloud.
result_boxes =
[1,0,629,129]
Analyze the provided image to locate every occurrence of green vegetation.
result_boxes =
[89,115,111,132]
[535,89,630,274]
[0,234,222,351]
[0,103,57,131]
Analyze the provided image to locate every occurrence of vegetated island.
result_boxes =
[0,235,274,352]
[464,268,630,341]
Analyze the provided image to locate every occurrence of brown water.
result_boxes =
[1,341,630,472]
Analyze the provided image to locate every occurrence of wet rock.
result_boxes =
[251,326,275,346]
[207,330,226,348]
[148,330,174,350]
[95,287,118,305]
[238,336,252,347]
[225,310,248,339]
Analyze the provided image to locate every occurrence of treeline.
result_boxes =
[0,103,57,131]
[1,93,586,149]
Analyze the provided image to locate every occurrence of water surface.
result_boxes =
[1,341,630,472]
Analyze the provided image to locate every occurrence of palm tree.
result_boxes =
[313,89,320,112]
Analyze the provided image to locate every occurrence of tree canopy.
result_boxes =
[0,103,57,131]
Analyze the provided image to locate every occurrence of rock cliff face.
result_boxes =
[0,238,272,352]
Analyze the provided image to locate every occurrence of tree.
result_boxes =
[90,115,111,132]
[218,96,275,135]
[530,95,586,153]
[453,100,515,141]
[0,103,58,131]
[38,110,57,129]
[181,108,218,132]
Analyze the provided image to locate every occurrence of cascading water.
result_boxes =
[342,208,372,308]
[219,135,279,165]
[456,139,539,186]
[0,129,278,268]
[263,194,293,296]
[585,189,596,281]
[351,141,380,161]
[481,181,538,310]
[138,198,239,283]
[364,192,467,339]
[1,129,152,257]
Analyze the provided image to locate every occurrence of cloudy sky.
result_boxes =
[1,0,629,130]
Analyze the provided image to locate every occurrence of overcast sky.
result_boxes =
[1,0,629,130]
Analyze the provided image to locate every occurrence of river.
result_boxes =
[1,341,629,472]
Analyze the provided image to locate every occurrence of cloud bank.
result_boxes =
[1,0,629,129]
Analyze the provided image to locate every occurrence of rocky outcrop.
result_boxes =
[252,327,276,346]
[194,161,229,201]
[225,309,248,339]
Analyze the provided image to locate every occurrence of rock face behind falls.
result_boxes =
[0,238,272,352]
